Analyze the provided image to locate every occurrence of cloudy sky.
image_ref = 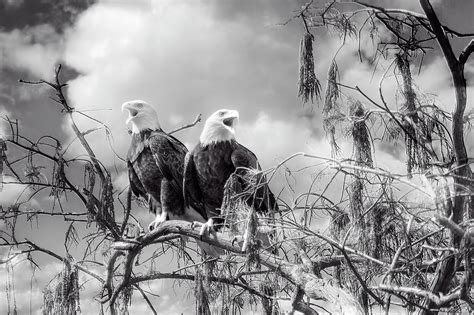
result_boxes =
[1,0,474,313]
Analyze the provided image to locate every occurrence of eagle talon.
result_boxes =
[192,219,216,240]
[148,211,167,232]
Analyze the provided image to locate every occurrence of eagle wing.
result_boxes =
[127,160,146,198]
[231,143,278,213]
[148,131,187,195]
[183,150,207,220]
[127,133,160,213]
[127,133,147,199]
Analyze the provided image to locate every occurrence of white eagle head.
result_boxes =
[200,109,239,146]
[121,100,161,134]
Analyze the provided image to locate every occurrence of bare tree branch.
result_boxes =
[169,114,202,135]
[375,284,461,306]
[459,39,474,64]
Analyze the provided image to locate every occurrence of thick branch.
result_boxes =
[418,2,470,312]
[434,215,468,240]
[109,250,137,310]
[112,220,364,314]
[375,284,461,306]
[419,0,459,72]
[101,250,125,303]
[130,272,268,299]
[290,287,318,315]
[354,1,474,38]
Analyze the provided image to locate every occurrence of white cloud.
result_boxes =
[237,111,341,205]
[0,24,63,79]
[61,0,299,165]
[60,0,455,175]
[0,259,63,315]
[57,0,463,218]
[239,111,331,165]
[0,107,11,137]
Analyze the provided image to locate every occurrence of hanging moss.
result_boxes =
[195,268,211,315]
[324,60,340,114]
[260,280,280,315]
[348,100,373,254]
[350,100,373,168]
[42,257,80,315]
[221,168,273,261]
[322,61,344,158]
[0,138,6,192]
[99,173,115,224]
[116,285,132,315]
[84,162,96,225]
[50,156,66,197]
[297,32,321,103]
[396,52,417,114]
[396,51,434,176]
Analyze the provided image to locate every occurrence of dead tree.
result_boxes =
[1,66,365,314]
[290,0,474,313]
[1,0,473,314]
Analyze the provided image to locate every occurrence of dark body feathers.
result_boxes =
[127,129,187,217]
[184,140,277,226]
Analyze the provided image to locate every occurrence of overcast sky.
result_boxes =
[1,0,474,313]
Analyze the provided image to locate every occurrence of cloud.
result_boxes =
[0,24,63,79]
[61,0,300,165]
[0,259,63,315]
[0,104,11,137]
[1,0,24,9]
[237,111,342,205]
[239,111,330,165]
[56,0,471,220]
[0,259,111,315]
[57,0,473,174]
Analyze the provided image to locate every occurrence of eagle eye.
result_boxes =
[137,103,143,109]
[218,111,225,117]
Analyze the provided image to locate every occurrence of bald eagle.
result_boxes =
[122,100,190,232]
[183,109,278,250]
[122,100,222,256]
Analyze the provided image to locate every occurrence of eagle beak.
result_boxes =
[122,101,132,112]
[122,102,138,124]
[223,110,239,128]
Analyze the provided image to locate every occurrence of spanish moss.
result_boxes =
[297,32,321,103]
[396,51,431,176]
[42,257,80,315]
[195,268,211,315]
[0,138,5,191]
[324,60,340,114]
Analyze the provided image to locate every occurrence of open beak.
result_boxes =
[122,102,138,124]
[223,110,239,128]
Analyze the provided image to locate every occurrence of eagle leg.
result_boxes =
[192,218,216,240]
[148,210,167,231]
